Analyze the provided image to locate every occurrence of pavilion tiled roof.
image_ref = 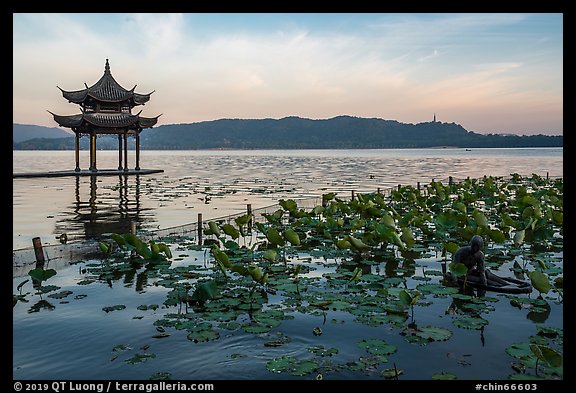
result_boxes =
[49,111,160,130]
[57,59,153,105]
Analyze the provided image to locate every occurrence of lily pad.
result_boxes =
[453,315,489,330]
[242,324,272,334]
[357,339,397,356]
[416,284,459,296]
[432,372,457,380]
[47,290,73,299]
[308,345,339,357]
[266,356,318,376]
[415,325,453,342]
[125,353,156,364]
[381,367,403,379]
[149,372,172,380]
[186,329,220,343]
[102,305,126,313]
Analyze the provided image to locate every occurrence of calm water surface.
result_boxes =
[13,148,562,250]
[12,148,563,380]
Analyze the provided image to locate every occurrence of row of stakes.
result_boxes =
[29,172,553,263]
[25,176,455,263]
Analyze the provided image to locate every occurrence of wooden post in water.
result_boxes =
[32,237,45,265]
[417,182,420,191]
[131,221,137,235]
[398,184,401,191]
[377,187,381,194]
[351,190,355,200]
[546,172,549,180]
[197,213,203,245]
[449,176,453,186]
[247,204,253,231]
[32,237,45,289]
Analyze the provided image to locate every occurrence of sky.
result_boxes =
[13,13,563,136]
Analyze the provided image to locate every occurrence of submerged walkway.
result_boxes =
[13,168,164,178]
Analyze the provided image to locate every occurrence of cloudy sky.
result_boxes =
[13,13,563,135]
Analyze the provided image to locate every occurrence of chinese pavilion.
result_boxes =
[49,59,161,172]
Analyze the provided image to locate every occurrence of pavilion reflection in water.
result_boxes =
[54,174,155,242]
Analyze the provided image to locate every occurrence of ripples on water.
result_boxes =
[13,149,562,250]
[12,149,563,380]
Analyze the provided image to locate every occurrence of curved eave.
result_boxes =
[48,111,84,128]
[59,87,89,104]
[133,91,154,105]
[138,113,162,129]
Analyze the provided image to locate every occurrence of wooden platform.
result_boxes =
[13,168,164,179]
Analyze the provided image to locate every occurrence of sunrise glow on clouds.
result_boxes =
[13,13,562,135]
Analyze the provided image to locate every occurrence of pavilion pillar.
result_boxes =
[118,134,123,170]
[135,132,141,170]
[91,133,97,171]
[123,132,129,171]
[74,132,80,172]
[89,131,94,171]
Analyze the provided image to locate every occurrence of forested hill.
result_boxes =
[13,116,563,149]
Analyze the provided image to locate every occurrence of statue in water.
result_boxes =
[453,235,487,286]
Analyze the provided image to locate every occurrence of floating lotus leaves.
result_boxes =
[357,339,397,356]
[187,329,220,343]
[308,345,339,357]
[149,372,172,380]
[125,353,156,364]
[432,372,457,380]
[453,315,489,330]
[416,284,459,296]
[102,304,126,313]
[28,267,57,282]
[414,325,452,342]
[266,356,318,376]
[381,367,403,379]
[47,290,73,299]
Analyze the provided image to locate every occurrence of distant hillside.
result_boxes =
[13,123,72,143]
[12,116,563,149]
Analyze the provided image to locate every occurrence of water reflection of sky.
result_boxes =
[13,148,562,250]
[13,240,562,380]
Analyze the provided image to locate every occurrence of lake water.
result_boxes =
[12,148,563,381]
[13,148,563,251]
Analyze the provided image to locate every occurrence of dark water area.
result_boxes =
[12,244,563,380]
